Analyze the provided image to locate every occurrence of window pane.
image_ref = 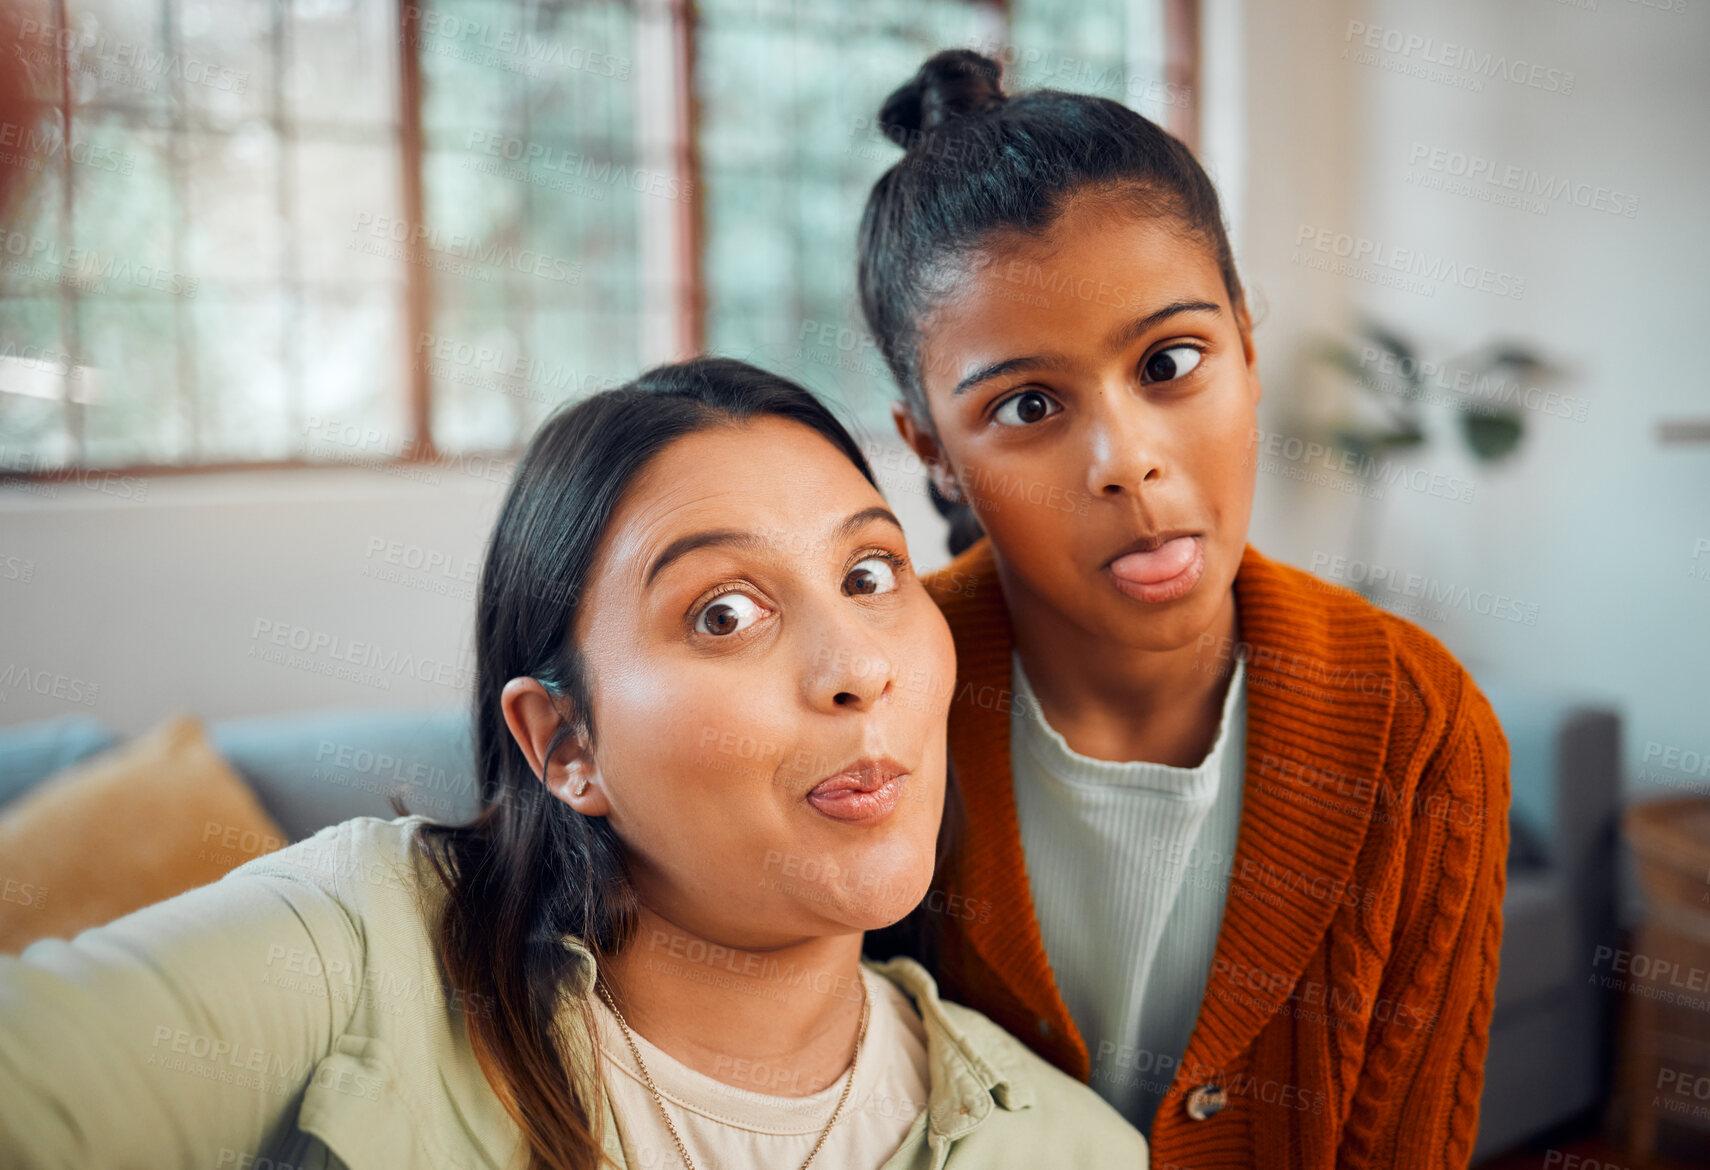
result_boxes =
[174,0,275,129]
[287,0,396,131]
[695,0,1003,431]
[62,0,171,114]
[0,298,71,470]
[191,294,288,461]
[76,295,185,465]
[418,0,644,456]
[299,292,406,450]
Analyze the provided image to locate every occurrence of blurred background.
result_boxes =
[0,0,1706,1165]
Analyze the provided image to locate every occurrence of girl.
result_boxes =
[858,51,1509,1170]
[0,358,1146,1169]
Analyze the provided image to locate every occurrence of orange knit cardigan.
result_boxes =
[897,539,1510,1169]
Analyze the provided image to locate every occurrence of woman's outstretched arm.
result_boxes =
[0,841,363,1168]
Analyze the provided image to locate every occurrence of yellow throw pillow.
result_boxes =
[0,714,288,954]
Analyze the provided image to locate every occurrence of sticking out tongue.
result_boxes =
[1109,536,1197,584]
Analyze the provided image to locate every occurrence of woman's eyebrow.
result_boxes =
[644,506,904,588]
[950,298,1222,397]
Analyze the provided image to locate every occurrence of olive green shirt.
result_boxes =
[0,815,1147,1169]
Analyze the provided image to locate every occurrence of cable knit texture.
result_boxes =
[905,539,1510,1170]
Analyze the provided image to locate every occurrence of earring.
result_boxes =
[571,775,589,798]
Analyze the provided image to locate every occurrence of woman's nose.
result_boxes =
[804,633,894,713]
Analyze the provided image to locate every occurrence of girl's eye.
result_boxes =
[993,389,1062,426]
[694,592,765,636]
[844,557,899,596]
[1143,345,1203,383]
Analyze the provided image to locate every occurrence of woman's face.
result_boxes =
[906,195,1262,652]
[566,417,954,946]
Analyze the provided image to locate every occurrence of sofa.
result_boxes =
[0,677,1621,1161]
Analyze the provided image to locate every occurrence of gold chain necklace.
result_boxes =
[595,975,871,1170]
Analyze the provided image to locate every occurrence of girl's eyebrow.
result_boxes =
[950,298,1222,397]
[1104,299,1222,350]
[952,354,1064,397]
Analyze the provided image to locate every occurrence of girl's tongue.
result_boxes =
[1109,536,1197,584]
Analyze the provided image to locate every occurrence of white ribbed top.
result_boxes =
[1009,653,1247,1133]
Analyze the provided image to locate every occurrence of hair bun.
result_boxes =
[877,49,1005,149]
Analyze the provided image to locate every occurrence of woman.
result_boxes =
[857,52,1510,1170]
[0,358,1147,1169]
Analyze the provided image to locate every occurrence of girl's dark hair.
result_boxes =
[414,357,876,1170]
[857,50,1246,555]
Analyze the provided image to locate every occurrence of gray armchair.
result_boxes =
[1472,679,1621,1161]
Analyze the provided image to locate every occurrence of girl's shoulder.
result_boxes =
[1236,545,1503,742]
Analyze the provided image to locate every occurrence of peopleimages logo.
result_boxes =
[1308,553,1541,626]
[1406,143,1640,220]
[1294,224,1525,301]
[1251,429,1477,505]
[1342,21,1576,95]
[349,213,580,285]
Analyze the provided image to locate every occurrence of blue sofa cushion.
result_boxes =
[208,706,478,842]
[0,715,117,811]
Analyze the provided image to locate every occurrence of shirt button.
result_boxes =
[1185,1084,1228,1121]
[1037,1018,1051,1037]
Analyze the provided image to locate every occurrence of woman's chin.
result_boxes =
[790,877,934,935]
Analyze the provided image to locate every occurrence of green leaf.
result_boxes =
[1361,322,1420,389]
[1461,412,1524,461]
[1334,425,1425,459]
[1313,338,1368,380]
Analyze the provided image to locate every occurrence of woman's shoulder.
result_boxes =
[237,813,440,907]
[867,956,1148,1163]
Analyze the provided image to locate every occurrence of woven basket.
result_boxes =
[1625,797,1710,941]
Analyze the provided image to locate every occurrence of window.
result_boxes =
[1,0,408,470]
[0,0,1188,475]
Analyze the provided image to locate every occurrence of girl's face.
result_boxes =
[904,195,1261,651]
[566,417,955,946]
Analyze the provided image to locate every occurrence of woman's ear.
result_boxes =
[499,676,611,816]
[892,403,964,502]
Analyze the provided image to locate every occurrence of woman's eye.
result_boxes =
[993,389,1061,427]
[694,592,765,636]
[844,557,899,597]
[1143,345,1203,383]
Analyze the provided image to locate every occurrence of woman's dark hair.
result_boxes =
[857,50,1246,555]
[413,357,877,1170]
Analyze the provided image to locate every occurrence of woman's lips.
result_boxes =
[1107,535,1205,604]
[806,760,905,824]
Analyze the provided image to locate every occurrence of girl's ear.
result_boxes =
[1233,299,1262,404]
[499,676,611,816]
[892,402,964,502]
